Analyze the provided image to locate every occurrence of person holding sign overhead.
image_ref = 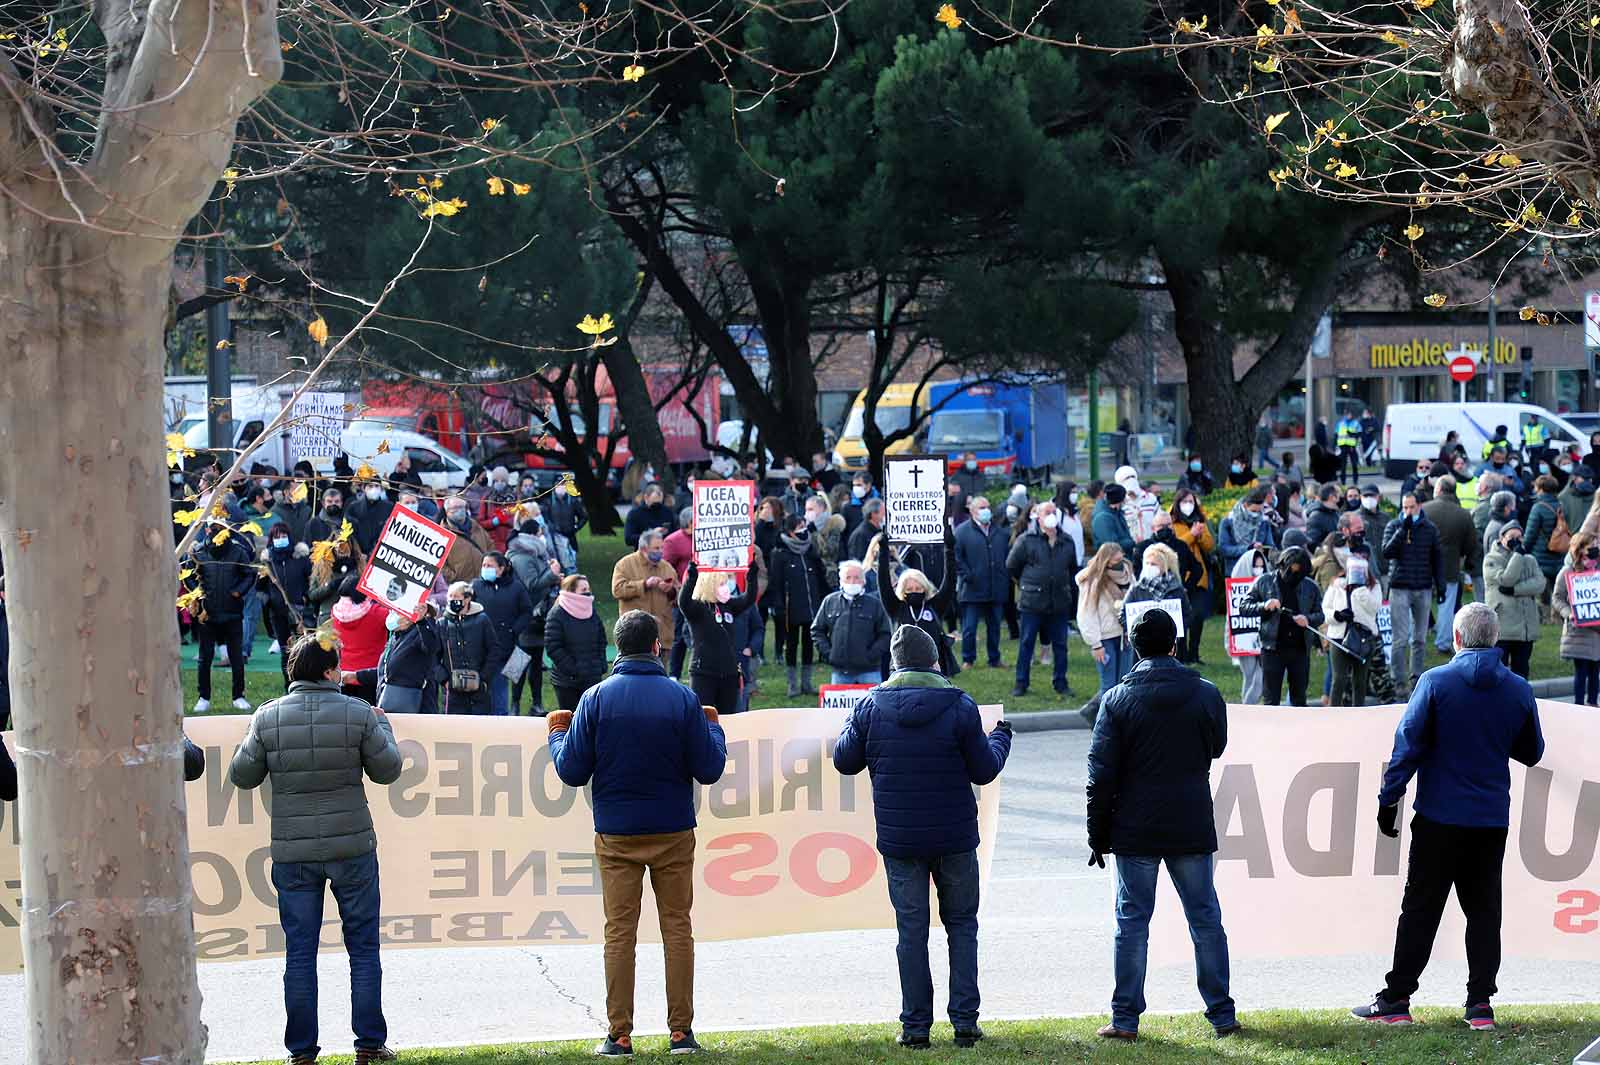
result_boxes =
[678,560,763,716]
[876,523,959,677]
[1551,530,1600,705]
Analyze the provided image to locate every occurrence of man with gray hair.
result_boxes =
[1352,601,1544,1032]
[812,559,893,684]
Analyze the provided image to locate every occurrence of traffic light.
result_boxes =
[1519,345,1533,401]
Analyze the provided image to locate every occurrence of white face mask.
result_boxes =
[1179,501,1195,517]
[365,486,383,501]
[1140,563,1162,581]
[1041,513,1060,530]
[1005,504,1020,519]
[1361,496,1378,511]
[852,485,867,499]
[385,612,403,632]
[841,582,865,599]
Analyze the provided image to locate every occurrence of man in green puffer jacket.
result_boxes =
[230,635,403,1065]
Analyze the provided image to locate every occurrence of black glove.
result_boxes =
[1435,588,1447,604]
[1088,851,1107,869]
[1334,608,1353,623]
[1377,804,1400,839]
[992,719,1014,737]
[1498,584,1516,597]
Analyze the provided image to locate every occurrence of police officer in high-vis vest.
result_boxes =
[1481,424,1513,462]
[1335,412,1363,486]
[1522,418,1550,465]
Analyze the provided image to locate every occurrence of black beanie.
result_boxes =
[1104,483,1127,505]
[1130,607,1177,660]
[890,625,939,672]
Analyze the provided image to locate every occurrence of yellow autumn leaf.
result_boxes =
[355,462,380,483]
[1592,15,1599,29]
[215,339,232,350]
[1519,306,1538,321]
[421,197,467,218]
[1569,209,1585,227]
[577,313,616,336]
[487,176,506,196]
[1268,166,1292,191]
[1263,111,1290,135]
[1416,193,1433,207]
[934,3,962,28]
[289,482,308,504]
[310,541,336,567]
[1175,14,1207,33]
[1254,56,1280,74]
[376,439,391,455]
[1453,172,1470,185]
[308,315,329,347]
[1282,8,1302,33]
[622,63,646,82]
[222,168,238,195]
[223,274,250,292]
[212,527,232,546]
[176,587,204,612]
[1521,203,1544,223]
[1415,0,1435,7]
[1379,30,1409,47]
[1423,293,1447,308]
[1404,224,1423,241]
[566,479,582,497]
[339,519,355,543]
[482,117,500,133]
[1256,24,1275,39]
[1498,153,1522,167]
[240,521,263,538]
[173,507,202,527]
[430,176,444,190]
[511,181,531,196]
[1335,162,1357,179]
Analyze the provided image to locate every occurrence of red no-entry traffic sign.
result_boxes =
[1448,355,1476,383]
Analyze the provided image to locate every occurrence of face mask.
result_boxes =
[1361,496,1377,511]
[1506,537,1523,553]
[1068,491,1079,506]
[808,511,826,528]
[1253,562,1267,576]
[365,486,383,501]
[1041,513,1060,530]
[964,460,977,472]
[1189,460,1202,472]
[1540,464,1551,475]
[791,529,810,544]
[906,591,927,614]
[1230,463,1243,474]
[1179,501,1195,517]
[1588,547,1600,562]
[271,537,290,551]
[385,612,403,632]
[259,478,273,489]
[446,509,467,525]
[1005,504,1020,520]
[841,582,864,599]
[449,599,465,614]
[976,507,992,524]
[481,566,498,583]
[326,504,344,518]
[852,485,867,499]
[716,582,733,604]
[1140,564,1161,581]
[646,550,663,564]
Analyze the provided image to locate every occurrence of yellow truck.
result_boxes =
[831,383,931,471]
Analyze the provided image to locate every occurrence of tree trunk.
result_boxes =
[0,229,206,1061]
[602,341,673,493]
[1165,264,1258,476]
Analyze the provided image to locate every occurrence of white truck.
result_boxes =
[1381,402,1592,478]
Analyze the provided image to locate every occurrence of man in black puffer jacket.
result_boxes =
[1237,545,1325,707]
[187,522,259,713]
[834,625,1013,1050]
[1005,500,1079,698]
[1085,608,1235,1042]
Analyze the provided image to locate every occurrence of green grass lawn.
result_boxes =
[184,529,1576,716]
[245,1008,1600,1064]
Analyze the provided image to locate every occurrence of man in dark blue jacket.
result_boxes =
[1085,608,1237,1042]
[1383,493,1445,699]
[955,496,1010,670]
[548,610,727,1057]
[187,521,259,713]
[833,625,1013,1050]
[1352,602,1544,1032]
[473,551,532,715]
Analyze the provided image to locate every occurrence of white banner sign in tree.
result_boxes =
[884,455,947,544]
[356,504,458,621]
[693,480,755,569]
[290,391,346,462]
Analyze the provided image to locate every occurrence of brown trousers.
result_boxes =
[596,829,697,1039]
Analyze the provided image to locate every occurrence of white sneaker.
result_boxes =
[217,651,230,667]
[192,698,211,715]
[232,697,252,711]
[268,640,281,655]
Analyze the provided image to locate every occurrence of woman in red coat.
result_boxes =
[331,575,391,705]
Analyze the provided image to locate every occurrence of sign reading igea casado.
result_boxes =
[1369,337,1520,371]
[0,707,1003,972]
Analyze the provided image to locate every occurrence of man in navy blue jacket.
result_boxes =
[954,496,1011,669]
[547,610,727,1057]
[1353,601,1544,1032]
[834,625,1012,1050]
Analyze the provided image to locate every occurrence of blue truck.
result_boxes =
[925,377,1069,482]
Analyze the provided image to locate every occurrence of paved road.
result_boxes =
[1,731,1591,1062]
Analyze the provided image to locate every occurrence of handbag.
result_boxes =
[501,646,533,682]
[1549,505,1572,554]
[449,669,481,693]
[378,684,424,714]
[1342,622,1379,660]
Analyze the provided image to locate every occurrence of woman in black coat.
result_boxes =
[544,573,610,711]
[765,514,828,695]
[875,524,960,676]
[678,560,763,716]
[440,582,496,714]
[350,604,444,713]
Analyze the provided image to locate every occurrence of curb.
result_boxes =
[1010,676,1576,734]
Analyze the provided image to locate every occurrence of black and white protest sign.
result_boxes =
[694,479,755,570]
[291,392,345,463]
[1566,570,1600,628]
[1225,577,1259,657]
[356,504,458,621]
[884,455,947,544]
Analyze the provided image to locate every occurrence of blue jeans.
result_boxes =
[831,669,882,685]
[1111,854,1235,1034]
[883,850,981,1036]
[241,590,262,659]
[272,851,387,1058]
[1095,637,1132,695]
[960,602,1004,666]
[487,672,510,715]
[1016,611,1070,691]
[1433,580,1460,652]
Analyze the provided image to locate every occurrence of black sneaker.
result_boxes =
[1214,1023,1243,1038]
[1464,1003,1495,1031]
[953,1026,985,1048]
[1009,684,1028,697]
[669,1030,702,1055]
[1053,682,1072,697]
[594,1034,633,1056]
[355,1048,397,1065]
[1351,993,1413,1025]
[896,1031,931,1050]
[287,1056,316,1065]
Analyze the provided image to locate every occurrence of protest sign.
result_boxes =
[0,706,1004,970]
[1124,597,1185,638]
[819,685,874,712]
[1566,569,1600,627]
[1376,601,1392,657]
[356,504,457,621]
[884,455,947,544]
[290,392,345,463]
[693,480,755,570]
[1225,577,1260,657]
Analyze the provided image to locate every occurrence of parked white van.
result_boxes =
[1381,402,1592,478]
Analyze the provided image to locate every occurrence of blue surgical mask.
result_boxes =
[385,612,403,632]
[271,536,290,551]
[647,550,664,564]
[976,507,992,524]
[1231,463,1244,474]
[480,565,497,582]
[1189,460,1202,472]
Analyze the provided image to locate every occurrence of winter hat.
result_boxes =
[890,625,939,672]
[1104,483,1127,506]
[1114,465,1140,492]
[1007,484,1030,509]
[1360,482,1381,498]
[1280,528,1309,552]
[1130,607,1177,660]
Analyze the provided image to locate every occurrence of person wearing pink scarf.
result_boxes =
[544,574,610,710]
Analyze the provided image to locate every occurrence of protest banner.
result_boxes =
[1125,597,1185,638]
[356,504,457,621]
[819,685,875,712]
[693,480,755,570]
[289,392,346,463]
[884,455,947,544]
[0,706,1003,971]
[1144,701,1598,965]
[1225,577,1260,657]
[1566,569,1600,627]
